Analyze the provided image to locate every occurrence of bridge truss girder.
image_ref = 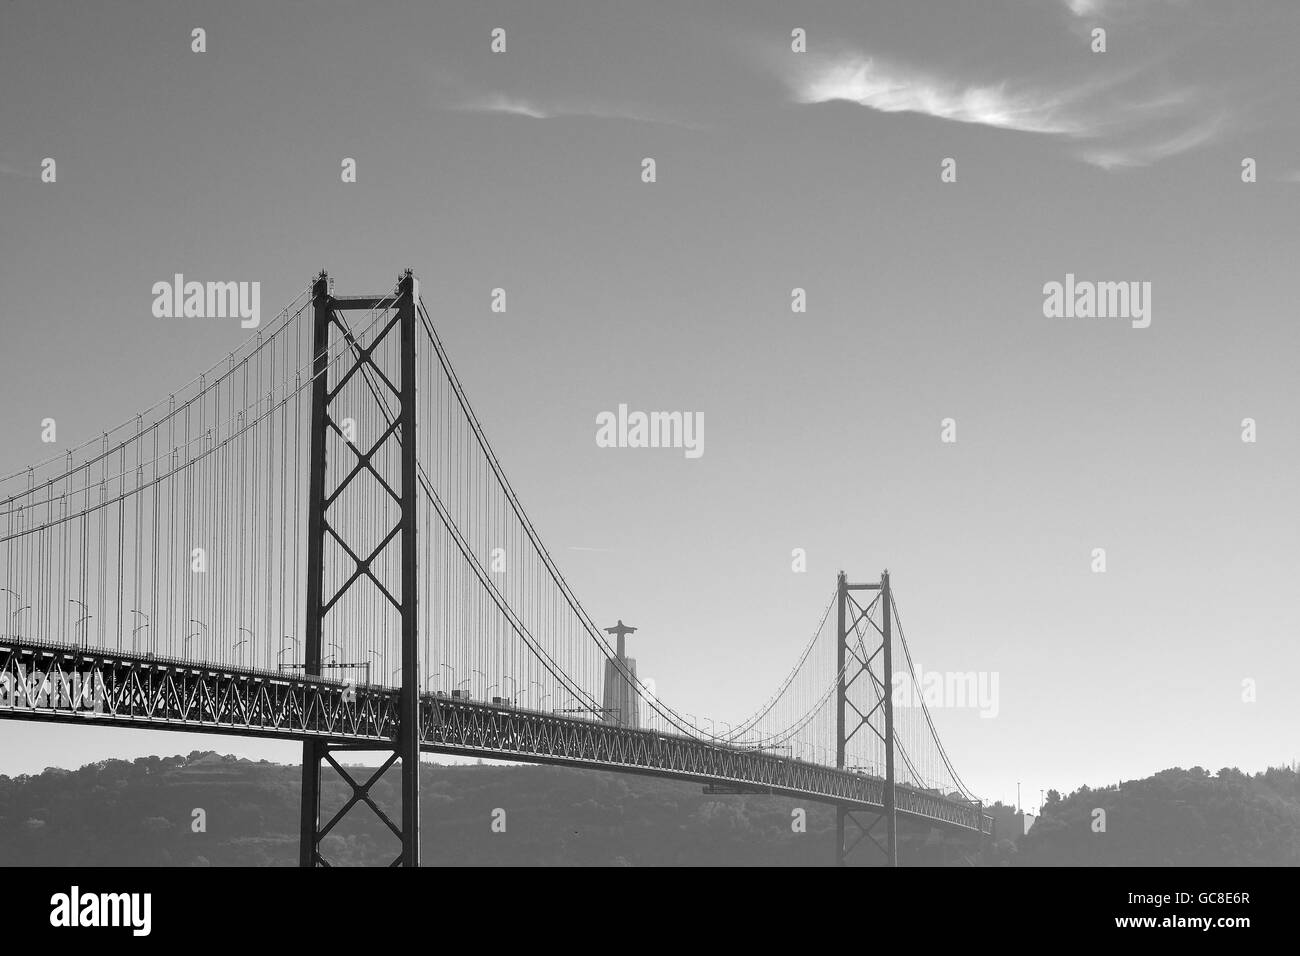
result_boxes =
[0,637,398,738]
[0,636,990,835]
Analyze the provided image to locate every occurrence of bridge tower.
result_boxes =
[299,271,422,867]
[835,569,897,866]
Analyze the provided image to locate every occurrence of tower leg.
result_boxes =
[299,741,323,866]
[397,271,421,866]
[299,273,331,867]
[881,570,897,866]
[835,807,846,866]
[834,572,846,866]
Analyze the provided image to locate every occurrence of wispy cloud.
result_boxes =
[781,46,1223,169]
[1079,112,1225,168]
[460,94,552,120]
[1059,0,1187,18]
[451,93,702,130]
[792,55,1087,135]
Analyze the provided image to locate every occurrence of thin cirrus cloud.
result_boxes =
[451,92,703,130]
[792,54,1089,135]
[1059,0,1188,18]
[1079,111,1226,169]
[783,50,1221,169]
[1062,0,1115,15]
[461,94,552,120]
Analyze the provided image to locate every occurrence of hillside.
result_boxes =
[1012,766,1300,866]
[0,752,843,866]
[2,754,1295,865]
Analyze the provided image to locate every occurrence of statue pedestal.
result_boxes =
[601,655,640,728]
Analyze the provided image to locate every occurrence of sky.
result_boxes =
[1,0,1298,811]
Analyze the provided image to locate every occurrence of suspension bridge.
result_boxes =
[0,271,992,866]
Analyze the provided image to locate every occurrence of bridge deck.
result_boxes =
[0,638,991,835]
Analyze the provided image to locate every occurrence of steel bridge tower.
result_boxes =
[835,569,897,866]
[299,271,422,867]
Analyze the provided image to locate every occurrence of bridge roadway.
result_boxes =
[0,637,991,835]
